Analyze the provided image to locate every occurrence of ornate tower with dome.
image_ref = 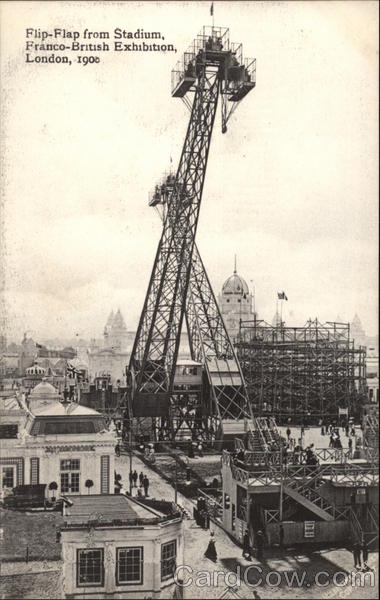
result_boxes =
[103,308,128,352]
[218,259,256,339]
[350,314,366,347]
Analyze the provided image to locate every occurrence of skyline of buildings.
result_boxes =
[1,262,378,353]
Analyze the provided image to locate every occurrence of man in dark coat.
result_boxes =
[361,539,369,568]
[256,530,264,560]
[279,523,284,549]
[242,530,251,560]
[353,540,361,568]
[132,470,138,487]
[143,475,150,496]
[139,471,144,487]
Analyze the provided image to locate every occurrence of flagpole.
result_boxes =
[280,298,283,328]
[64,358,67,399]
[276,297,278,327]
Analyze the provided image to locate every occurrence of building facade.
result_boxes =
[60,495,184,599]
[0,381,117,497]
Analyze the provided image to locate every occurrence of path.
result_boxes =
[115,454,378,599]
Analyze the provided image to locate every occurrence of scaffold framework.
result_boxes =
[236,318,367,421]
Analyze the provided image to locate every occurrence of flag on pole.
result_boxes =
[210,2,214,16]
[277,291,288,301]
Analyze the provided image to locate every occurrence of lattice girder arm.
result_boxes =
[129,66,220,400]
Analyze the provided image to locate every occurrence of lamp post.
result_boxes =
[279,444,283,522]
[174,458,178,504]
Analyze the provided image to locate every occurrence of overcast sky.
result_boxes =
[1,1,378,342]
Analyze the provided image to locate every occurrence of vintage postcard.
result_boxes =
[0,1,378,599]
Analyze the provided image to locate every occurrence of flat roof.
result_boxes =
[62,494,181,527]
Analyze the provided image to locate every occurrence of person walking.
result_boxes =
[139,471,144,487]
[353,540,361,569]
[198,442,203,458]
[129,471,133,491]
[286,427,291,441]
[132,470,138,487]
[143,475,150,496]
[348,438,353,458]
[279,523,285,549]
[204,531,217,562]
[242,530,251,560]
[361,539,369,569]
[256,530,264,560]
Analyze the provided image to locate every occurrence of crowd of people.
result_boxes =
[128,469,150,497]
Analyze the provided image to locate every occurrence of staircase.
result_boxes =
[282,465,335,521]
[247,428,265,451]
[283,484,334,521]
[247,417,283,452]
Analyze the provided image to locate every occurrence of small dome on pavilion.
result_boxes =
[26,362,46,376]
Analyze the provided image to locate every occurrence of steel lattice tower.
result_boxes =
[127,27,272,445]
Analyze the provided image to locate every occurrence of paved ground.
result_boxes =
[277,425,361,451]
[0,427,375,599]
[115,452,378,599]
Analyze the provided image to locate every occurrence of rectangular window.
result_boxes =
[2,467,14,489]
[60,459,80,494]
[161,540,176,581]
[60,459,80,471]
[71,472,80,493]
[61,472,69,494]
[0,424,18,439]
[100,455,110,494]
[77,548,104,587]
[30,458,40,485]
[116,547,143,585]
[61,472,80,494]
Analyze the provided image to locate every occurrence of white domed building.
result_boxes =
[1,380,117,497]
[218,262,256,339]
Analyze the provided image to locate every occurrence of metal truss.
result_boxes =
[129,67,220,406]
[186,243,251,422]
[236,318,367,420]
[127,27,265,445]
